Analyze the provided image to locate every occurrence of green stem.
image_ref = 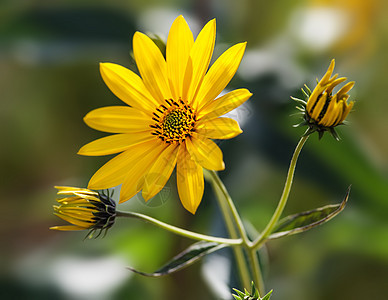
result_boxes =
[206,170,252,292]
[207,170,250,245]
[247,248,265,296]
[116,211,242,245]
[253,134,309,249]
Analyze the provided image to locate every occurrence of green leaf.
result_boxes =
[127,241,227,277]
[268,186,351,240]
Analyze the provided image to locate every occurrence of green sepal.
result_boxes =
[251,281,260,298]
[301,126,317,137]
[301,85,312,100]
[261,290,273,300]
[304,84,312,95]
[232,288,247,299]
[290,96,307,105]
[148,33,166,58]
[293,120,308,128]
[127,241,227,277]
[232,282,273,299]
[268,186,350,240]
[329,127,341,141]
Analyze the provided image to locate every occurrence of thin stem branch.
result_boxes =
[208,171,250,244]
[247,248,265,296]
[206,170,252,292]
[253,134,309,249]
[116,211,242,246]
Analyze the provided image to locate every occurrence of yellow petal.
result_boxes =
[100,63,157,112]
[56,200,93,208]
[176,146,204,214]
[133,32,172,103]
[325,77,347,95]
[54,205,94,213]
[78,132,154,156]
[166,15,194,100]
[70,193,99,202]
[319,95,338,127]
[56,197,84,204]
[327,103,342,127]
[57,208,95,221]
[197,88,252,120]
[88,139,159,190]
[306,90,321,113]
[307,59,336,110]
[320,59,335,85]
[142,144,179,200]
[196,117,242,139]
[336,81,355,98]
[53,213,92,228]
[195,42,247,110]
[55,186,98,195]
[119,140,168,203]
[83,106,151,133]
[50,225,86,231]
[336,101,354,125]
[311,93,327,121]
[183,19,216,107]
[186,134,224,171]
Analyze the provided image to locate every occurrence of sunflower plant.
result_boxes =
[51,15,355,299]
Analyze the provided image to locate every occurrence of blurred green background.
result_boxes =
[1,0,387,299]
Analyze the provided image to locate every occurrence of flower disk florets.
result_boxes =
[150,98,196,144]
[292,59,355,140]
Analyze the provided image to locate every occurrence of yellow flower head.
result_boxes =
[293,59,355,140]
[50,186,116,238]
[78,16,252,214]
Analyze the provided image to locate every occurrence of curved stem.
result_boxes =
[206,170,252,291]
[116,211,242,246]
[253,134,309,249]
[208,170,250,244]
[247,248,265,296]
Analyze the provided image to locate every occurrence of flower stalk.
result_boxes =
[253,134,309,249]
[207,170,267,295]
[205,130,310,295]
[247,248,265,297]
[116,210,242,246]
[207,170,250,244]
[206,170,253,291]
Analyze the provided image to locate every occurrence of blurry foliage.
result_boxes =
[1,0,387,299]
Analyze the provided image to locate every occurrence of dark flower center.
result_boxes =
[150,98,196,144]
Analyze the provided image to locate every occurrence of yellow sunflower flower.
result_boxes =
[78,15,252,214]
[293,59,355,140]
[50,186,116,238]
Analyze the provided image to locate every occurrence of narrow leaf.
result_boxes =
[127,241,227,277]
[268,186,351,240]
